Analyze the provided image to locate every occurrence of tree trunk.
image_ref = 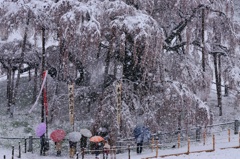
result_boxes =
[202,8,205,72]
[12,10,30,106]
[32,66,38,103]
[7,67,12,115]
[58,37,65,81]
[104,49,110,86]
[28,69,31,81]
[218,54,222,116]
[213,53,222,116]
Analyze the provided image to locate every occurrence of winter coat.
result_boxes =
[134,125,151,144]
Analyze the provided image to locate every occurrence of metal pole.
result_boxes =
[24,138,26,153]
[28,136,33,152]
[18,141,21,158]
[12,145,14,159]
[234,120,239,134]
[128,144,130,159]
[40,26,45,156]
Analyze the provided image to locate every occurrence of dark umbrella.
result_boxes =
[50,129,66,142]
[35,123,46,137]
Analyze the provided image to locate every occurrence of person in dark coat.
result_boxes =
[69,140,77,158]
[136,134,143,154]
[80,136,87,148]
[40,135,45,156]
[134,125,151,154]
[94,142,101,159]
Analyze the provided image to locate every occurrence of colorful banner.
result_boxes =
[29,70,48,113]
[68,83,74,125]
[42,71,48,116]
[116,80,122,126]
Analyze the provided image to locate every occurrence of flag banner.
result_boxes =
[28,70,48,113]
[43,88,48,116]
[68,83,74,125]
[42,71,48,116]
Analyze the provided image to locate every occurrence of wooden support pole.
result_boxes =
[187,137,190,154]
[155,143,159,158]
[228,129,230,142]
[178,133,180,148]
[213,134,215,151]
[4,155,6,159]
[151,137,154,152]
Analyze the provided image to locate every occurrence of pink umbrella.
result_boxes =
[35,123,46,137]
[50,129,66,142]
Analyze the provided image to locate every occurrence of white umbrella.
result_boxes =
[68,132,82,142]
[80,128,92,138]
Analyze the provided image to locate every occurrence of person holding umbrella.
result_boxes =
[90,135,104,159]
[50,129,66,156]
[35,123,47,156]
[68,131,82,158]
[69,140,77,158]
[80,128,92,149]
[94,142,101,159]
[55,141,62,156]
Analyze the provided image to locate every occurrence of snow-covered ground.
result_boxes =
[1,140,240,159]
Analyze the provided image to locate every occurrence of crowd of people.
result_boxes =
[39,125,150,158]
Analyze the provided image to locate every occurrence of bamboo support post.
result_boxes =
[213,134,215,151]
[229,129,231,140]
[203,129,206,145]
[187,137,190,154]
[151,137,154,152]
[178,133,180,148]
[155,140,159,158]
